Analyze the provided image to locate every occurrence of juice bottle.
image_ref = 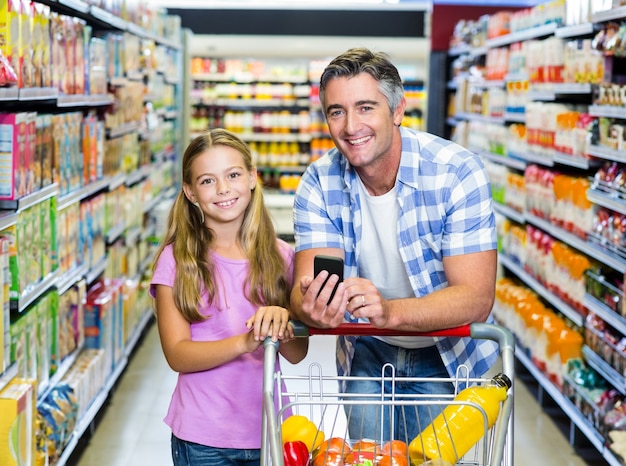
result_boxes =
[409,373,511,464]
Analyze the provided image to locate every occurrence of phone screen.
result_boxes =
[314,255,344,303]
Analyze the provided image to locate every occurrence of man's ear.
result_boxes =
[393,96,407,127]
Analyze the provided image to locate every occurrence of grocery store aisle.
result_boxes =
[70,321,607,466]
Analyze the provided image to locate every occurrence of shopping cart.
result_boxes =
[261,322,515,466]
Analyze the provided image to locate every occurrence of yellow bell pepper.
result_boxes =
[281,415,325,452]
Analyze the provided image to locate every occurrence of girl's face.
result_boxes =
[183,145,257,229]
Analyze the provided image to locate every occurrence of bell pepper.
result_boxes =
[283,440,310,466]
[282,414,325,452]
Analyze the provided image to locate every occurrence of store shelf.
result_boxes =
[55,311,154,466]
[37,348,81,404]
[486,23,558,49]
[555,23,596,38]
[503,112,525,123]
[454,112,505,125]
[0,5,183,466]
[588,144,626,164]
[472,147,527,171]
[587,188,626,216]
[446,7,626,465]
[589,105,626,119]
[525,213,626,274]
[57,177,115,210]
[57,93,115,107]
[516,348,623,466]
[191,73,307,83]
[13,270,60,314]
[86,256,108,285]
[0,211,18,231]
[194,98,310,108]
[552,151,598,170]
[592,5,626,24]
[493,202,526,225]
[582,345,626,396]
[0,87,19,100]
[518,149,554,167]
[498,254,584,327]
[0,364,18,393]
[0,183,59,212]
[265,192,295,209]
[56,264,90,296]
[18,87,59,101]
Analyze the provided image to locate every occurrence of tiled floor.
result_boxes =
[69,320,610,466]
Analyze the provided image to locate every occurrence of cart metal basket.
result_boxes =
[261,322,514,466]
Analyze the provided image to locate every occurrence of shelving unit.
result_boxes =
[445,3,626,464]
[187,56,427,198]
[188,58,316,187]
[0,1,184,464]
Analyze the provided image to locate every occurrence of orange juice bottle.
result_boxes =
[409,373,511,464]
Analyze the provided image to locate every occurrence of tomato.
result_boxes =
[282,415,325,452]
[351,440,379,452]
[376,453,409,466]
[312,451,344,466]
[313,437,351,458]
[344,450,376,465]
[381,440,408,457]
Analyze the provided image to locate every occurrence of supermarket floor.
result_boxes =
[68,319,610,466]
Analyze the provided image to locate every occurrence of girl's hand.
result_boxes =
[245,306,293,344]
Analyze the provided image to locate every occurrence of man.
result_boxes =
[290,48,499,443]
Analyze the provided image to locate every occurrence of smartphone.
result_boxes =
[314,255,344,304]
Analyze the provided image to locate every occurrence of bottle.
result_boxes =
[409,373,511,464]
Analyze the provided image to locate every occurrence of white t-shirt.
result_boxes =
[356,175,435,349]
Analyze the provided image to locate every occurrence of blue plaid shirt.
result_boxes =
[293,127,499,384]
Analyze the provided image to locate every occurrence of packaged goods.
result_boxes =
[409,374,511,464]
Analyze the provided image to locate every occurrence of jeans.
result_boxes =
[171,434,260,466]
[345,337,454,444]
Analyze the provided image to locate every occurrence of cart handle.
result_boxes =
[290,321,515,356]
[291,321,473,338]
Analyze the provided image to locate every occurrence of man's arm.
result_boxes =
[347,249,497,331]
[290,247,347,328]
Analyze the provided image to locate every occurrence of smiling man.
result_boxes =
[289,47,500,443]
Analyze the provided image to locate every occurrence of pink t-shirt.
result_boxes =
[150,240,294,448]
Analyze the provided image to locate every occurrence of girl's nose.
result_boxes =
[216,179,231,194]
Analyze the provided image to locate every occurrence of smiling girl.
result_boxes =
[151,128,308,466]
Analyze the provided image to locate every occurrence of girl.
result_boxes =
[151,128,308,466]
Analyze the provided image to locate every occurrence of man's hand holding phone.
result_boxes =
[296,255,344,328]
[314,255,344,304]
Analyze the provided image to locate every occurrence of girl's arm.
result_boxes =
[155,284,261,373]
[278,337,309,365]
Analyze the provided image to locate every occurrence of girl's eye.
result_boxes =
[229,172,241,179]
[201,178,214,185]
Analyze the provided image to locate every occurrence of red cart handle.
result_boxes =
[291,321,472,338]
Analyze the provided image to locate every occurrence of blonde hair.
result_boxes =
[153,128,291,323]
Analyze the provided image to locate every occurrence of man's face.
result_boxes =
[323,73,404,169]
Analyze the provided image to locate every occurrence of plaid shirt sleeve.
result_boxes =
[293,153,347,252]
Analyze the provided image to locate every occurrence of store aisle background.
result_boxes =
[70,320,608,466]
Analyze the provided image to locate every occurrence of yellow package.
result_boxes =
[0,379,34,466]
